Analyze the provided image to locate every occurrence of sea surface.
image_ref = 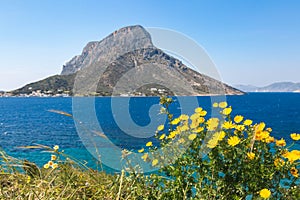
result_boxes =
[0,93,300,172]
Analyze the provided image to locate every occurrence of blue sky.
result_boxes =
[0,0,300,90]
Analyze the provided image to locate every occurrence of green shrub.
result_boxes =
[139,97,300,199]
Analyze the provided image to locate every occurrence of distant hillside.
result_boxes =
[12,74,75,95]
[235,82,300,92]
[12,25,243,96]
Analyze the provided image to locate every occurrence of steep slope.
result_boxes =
[94,48,242,96]
[61,25,153,75]
[12,74,76,95]
[12,25,244,96]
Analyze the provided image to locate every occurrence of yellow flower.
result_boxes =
[227,136,240,147]
[159,134,166,140]
[141,153,148,161]
[234,115,244,123]
[171,118,180,125]
[53,145,59,151]
[247,152,255,160]
[261,131,270,140]
[222,121,235,129]
[266,127,272,132]
[243,119,253,126]
[290,133,300,141]
[219,102,228,108]
[194,107,203,113]
[176,126,182,132]
[157,125,164,131]
[48,161,53,166]
[265,136,275,143]
[274,158,285,167]
[283,150,300,163]
[181,124,189,132]
[168,131,177,139]
[179,114,189,121]
[290,167,299,178]
[214,131,226,141]
[198,117,205,123]
[51,155,57,161]
[255,123,267,141]
[146,141,153,147]
[206,118,219,131]
[190,121,199,129]
[222,107,232,115]
[190,113,200,121]
[259,188,271,199]
[52,163,58,169]
[152,159,158,166]
[292,150,300,157]
[255,132,263,141]
[256,122,266,131]
[190,119,203,129]
[26,175,31,184]
[213,102,219,107]
[188,133,197,141]
[275,138,286,147]
[255,131,269,141]
[138,148,144,153]
[192,127,204,133]
[199,110,207,117]
[207,139,218,149]
[43,163,50,169]
[235,125,245,132]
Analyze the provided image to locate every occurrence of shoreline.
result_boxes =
[0,93,244,98]
[3,92,300,98]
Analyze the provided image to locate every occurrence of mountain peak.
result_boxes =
[61,25,153,75]
[12,25,243,96]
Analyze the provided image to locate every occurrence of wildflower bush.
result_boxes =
[139,97,300,199]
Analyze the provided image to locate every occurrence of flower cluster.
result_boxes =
[139,98,300,199]
[43,145,59,169]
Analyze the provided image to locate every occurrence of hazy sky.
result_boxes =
[0,0,300,91]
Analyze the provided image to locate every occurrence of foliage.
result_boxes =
[139,97,300,199]
[12,74,75,95]
[0,145,144,199]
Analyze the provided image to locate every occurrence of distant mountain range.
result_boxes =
[235,82,300,92]
[11,25,243,96]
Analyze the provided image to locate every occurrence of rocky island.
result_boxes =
[11,25,243,97]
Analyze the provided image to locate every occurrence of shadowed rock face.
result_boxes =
[13,25,244,96]
[61,25,153,75]
[93,48,242,96]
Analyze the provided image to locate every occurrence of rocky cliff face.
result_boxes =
[61,25,153,75]
[93,47,241,96]
[13,25,244,96]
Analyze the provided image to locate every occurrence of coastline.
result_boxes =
[0,93,244,98]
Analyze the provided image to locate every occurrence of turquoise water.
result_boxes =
[0,93,299,172]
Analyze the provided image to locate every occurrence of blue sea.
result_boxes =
[0,93,300,172]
